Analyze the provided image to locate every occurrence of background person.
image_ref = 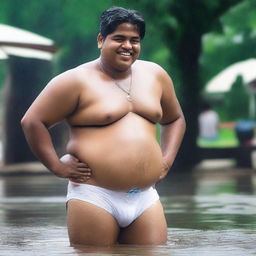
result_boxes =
[198,101,219,140]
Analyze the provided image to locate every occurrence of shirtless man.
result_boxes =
[21,7,185,246]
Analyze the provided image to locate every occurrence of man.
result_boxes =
[21,6,185,246]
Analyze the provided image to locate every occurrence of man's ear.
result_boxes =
[97,33,104,49]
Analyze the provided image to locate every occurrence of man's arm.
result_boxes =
[21,71,90,181]
[158,68,186,180]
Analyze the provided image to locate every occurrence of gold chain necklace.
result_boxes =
[99,61,133,102]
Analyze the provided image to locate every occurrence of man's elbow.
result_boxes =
[160,114,186,127]
[172,114,186,134]
[20,114,31,132]
[181,114,186,129]
[20,114,38,132]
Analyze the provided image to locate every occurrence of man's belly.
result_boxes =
[66,113,163,190]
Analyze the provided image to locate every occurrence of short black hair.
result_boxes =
[100,6,145,39]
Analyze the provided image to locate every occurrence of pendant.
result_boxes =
[126,94,132,102]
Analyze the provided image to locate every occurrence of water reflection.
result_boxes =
[0,166,256,255]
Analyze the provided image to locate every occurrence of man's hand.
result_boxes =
[158,161,170,181]
[54,154,92,183]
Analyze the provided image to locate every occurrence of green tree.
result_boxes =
[202,0,256,83]
[0,0,113,72]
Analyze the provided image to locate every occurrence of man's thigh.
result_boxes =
[67,200,119,246]
[118,200,167,245]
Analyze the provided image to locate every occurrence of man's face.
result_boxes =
[98,23,141,71]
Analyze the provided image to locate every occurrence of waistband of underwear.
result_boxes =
[126,184,156,194]
[69,181,154,194]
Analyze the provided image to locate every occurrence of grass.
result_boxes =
[197,128,239,148]
[157,124,240,148]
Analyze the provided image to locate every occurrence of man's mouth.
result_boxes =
[119,52,132,56]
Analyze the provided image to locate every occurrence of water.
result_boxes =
[0,164,256,255]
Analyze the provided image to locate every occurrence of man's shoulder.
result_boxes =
[54,60,96,81]
[68,60,96,75]
[135,59,161,67]
[135,59,165,73]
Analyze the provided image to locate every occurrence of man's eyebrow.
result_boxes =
[112,34,125,38]
[112,34,140,39]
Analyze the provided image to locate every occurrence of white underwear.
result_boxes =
[66,182,159,228]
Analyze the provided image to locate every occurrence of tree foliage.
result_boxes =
[202,0,256,83]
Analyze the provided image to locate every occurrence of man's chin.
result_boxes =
[116,59,136,71]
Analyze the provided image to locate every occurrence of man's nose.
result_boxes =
[121,40,132,49]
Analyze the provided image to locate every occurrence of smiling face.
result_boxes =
[97,23,141,72]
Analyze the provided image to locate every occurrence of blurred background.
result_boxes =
[0,0,256,171]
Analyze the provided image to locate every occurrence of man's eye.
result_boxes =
[114,38,123,42]
[132,40,140,44]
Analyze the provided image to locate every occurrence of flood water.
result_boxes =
[0,162,256,255]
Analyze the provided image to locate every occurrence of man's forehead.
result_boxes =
[111,23,140,35]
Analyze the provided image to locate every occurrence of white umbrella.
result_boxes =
[0,46,53,60]
[205,58,256,118]
[205,58,256,93]
[0,24,57,60]
[0,24,53,45]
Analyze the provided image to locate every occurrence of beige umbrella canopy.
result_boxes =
[205,58,256,118]
[0,24,58,60]
[205,58,256,93]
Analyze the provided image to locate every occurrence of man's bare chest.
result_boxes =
[68,79,163,126]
